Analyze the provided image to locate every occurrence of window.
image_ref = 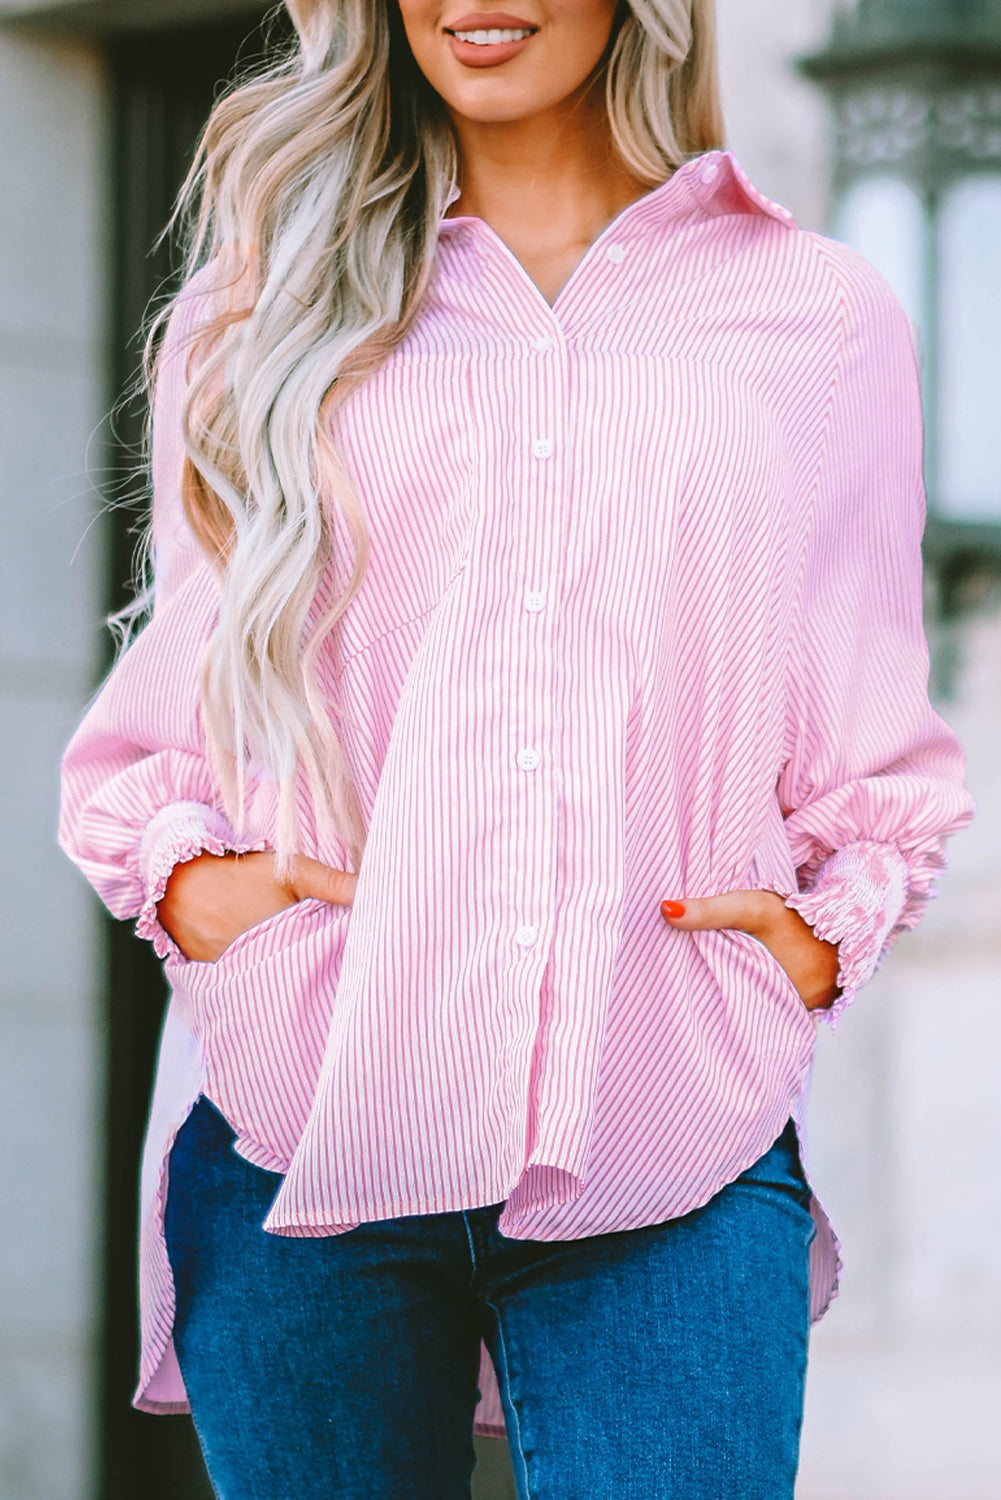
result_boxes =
[937,176,1001,523]
[834,174,926,339]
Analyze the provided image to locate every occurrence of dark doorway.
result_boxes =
[102,14,278,1497]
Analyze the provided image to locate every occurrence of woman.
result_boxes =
[59,0,973,1494]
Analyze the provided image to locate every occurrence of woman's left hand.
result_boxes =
[661,891,840,1011]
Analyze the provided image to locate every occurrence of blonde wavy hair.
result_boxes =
[155,0,724,876]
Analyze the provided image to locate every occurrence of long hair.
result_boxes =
[151,0,724,876]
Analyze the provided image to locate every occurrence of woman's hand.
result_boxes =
[158,850,356,963]
[661,890,840,1011]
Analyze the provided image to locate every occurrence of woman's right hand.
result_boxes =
[157,850,356,962]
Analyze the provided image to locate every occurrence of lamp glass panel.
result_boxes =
[833,175,925,339]
[938,175,1001,522]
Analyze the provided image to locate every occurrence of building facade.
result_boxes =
[0,1,997,1495]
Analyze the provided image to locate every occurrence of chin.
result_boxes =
[453,99,539,123]
[444,78,568,124]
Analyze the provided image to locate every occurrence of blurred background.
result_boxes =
[0,0,998,1496]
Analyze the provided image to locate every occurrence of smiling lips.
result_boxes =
[445,10,538,65]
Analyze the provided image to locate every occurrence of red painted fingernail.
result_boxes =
[661,900,686,919]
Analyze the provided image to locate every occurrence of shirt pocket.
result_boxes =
[332,368,480,668]
[727,927,811,1023]
[164,897,351,1163]
[163,894,344,990]
[693,924,815,1047]
[748,799,800,898]
[331,479,475,674]
[743,817,817,1025]
[164,899,311,974]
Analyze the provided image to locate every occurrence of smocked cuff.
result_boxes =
[137,800,268,959]
[782,841,909,1029]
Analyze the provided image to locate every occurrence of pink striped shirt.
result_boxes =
[59,150,974,1434]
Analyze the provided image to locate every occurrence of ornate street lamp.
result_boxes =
[802,0,1001,614]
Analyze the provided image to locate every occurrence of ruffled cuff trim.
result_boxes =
[781,841,909,1030]
[136,801,267,960]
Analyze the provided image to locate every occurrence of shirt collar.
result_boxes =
[438,150,796,240]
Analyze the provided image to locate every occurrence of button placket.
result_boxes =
[507,330,565,969]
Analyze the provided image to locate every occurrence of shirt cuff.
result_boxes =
[136,801,268,960]
[781,841,909,1030]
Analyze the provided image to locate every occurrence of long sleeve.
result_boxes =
[58,272,266,960]
[775,244,975,1026]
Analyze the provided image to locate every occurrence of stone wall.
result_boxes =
[0,23,107,1500]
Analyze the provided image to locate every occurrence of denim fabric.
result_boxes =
[165,1096,815,1499]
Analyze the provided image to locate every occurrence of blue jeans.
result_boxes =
[165,1096,815,1499]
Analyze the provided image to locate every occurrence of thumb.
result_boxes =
[287,856,357,908]
[661,890,772,936]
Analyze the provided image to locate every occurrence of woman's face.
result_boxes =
[396,0,622,125]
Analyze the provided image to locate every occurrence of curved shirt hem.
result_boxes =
[132,1000,843,1424]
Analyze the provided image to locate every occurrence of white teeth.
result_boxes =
[452,27,533,43]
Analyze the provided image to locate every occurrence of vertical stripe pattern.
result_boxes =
[58,152,974,1427]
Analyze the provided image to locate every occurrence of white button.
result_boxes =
[523,590,546,613]
[517,747,541,772]
[531,335,555,352]
[531,438,554,460]
[701,161,719,183]
[605,242,625,264]
[515,925,540,949]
